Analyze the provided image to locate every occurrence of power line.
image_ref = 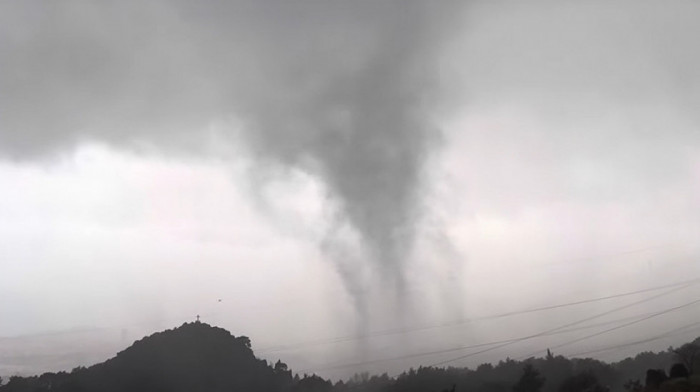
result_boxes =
[567,319,700,357]
[257,277,700,353]
[296,310,673,373]
[298,283,694,372]
[4,243,691,345]
[1,307,663,372]
[537,297,700,356]
[428,283,692,367]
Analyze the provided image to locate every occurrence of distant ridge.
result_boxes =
[0,322,299,392]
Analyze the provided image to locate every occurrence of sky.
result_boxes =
[2,0,700,380]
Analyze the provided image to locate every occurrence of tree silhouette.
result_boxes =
[622,379,642,392]
[514,365,545,392]
[559,372,607,392]
[672,343,700,375]
[669,363,689,379]
[293,375,332,392]
[645,369,668,390]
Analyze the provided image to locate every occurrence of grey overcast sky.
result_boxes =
[2,0,700,380]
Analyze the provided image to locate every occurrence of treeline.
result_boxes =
[331,342,698,392]
[0,323,698,392]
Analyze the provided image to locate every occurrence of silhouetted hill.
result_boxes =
[0,322,295,392]
[86,321,284,392]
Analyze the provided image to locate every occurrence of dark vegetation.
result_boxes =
[1,322,698,392]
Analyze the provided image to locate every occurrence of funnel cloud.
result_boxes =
[0,1,463,321]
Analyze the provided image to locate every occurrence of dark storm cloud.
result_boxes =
[0,1,464,303]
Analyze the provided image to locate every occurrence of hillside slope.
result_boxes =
[0,322,295,392]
